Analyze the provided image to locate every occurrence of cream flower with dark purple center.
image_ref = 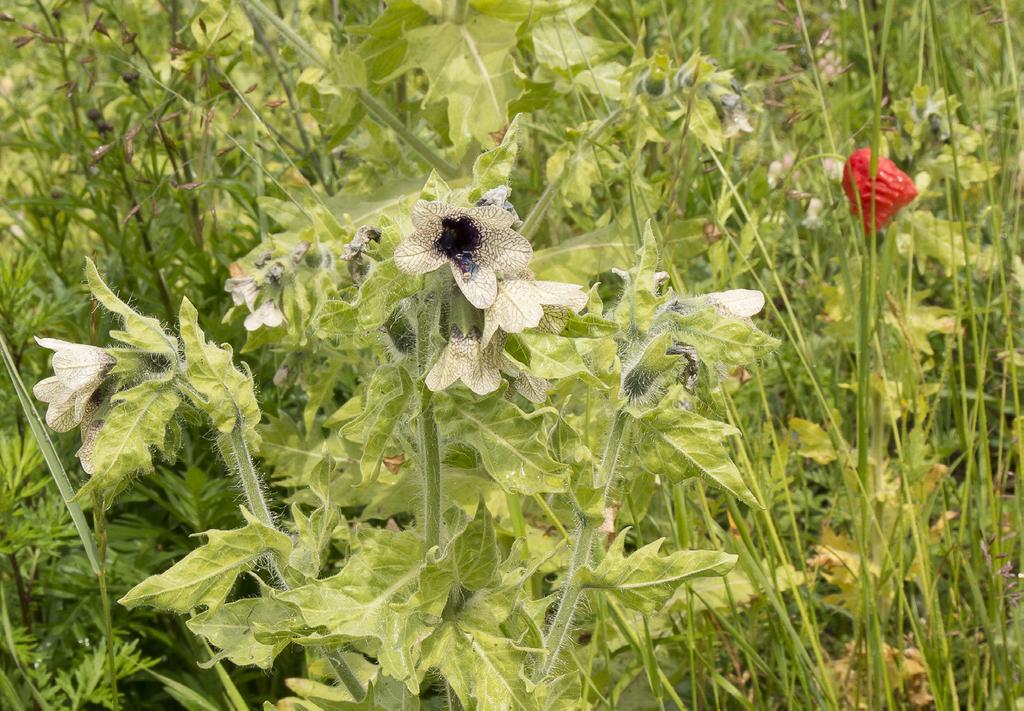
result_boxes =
[32,337,115,432]
[394,201,532,309]
[425,327,503,395]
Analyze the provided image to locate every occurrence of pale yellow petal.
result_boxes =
[489,279,545,335]
[450,262,498,309]
[705,289,765,318]
[533,281,588,312]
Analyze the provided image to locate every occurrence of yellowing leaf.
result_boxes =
[78,375,181,500]
[180,298,260,436]
[404,16,520,156]
[580,533,736,614]
[120,508,292,613]
[788,417,837,465]
[436,391,566,494]
[187,594,298,669]
[635,405,758,507]
[85,258,178,358]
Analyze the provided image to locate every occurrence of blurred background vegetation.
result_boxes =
[1,0,1021,708]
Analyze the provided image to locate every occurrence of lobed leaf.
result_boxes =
[633,405,759,507]
[436,391,566,495]
[120,508,292,613]
[580,533,737,614]
[179,298,261,436]
[341,364,414,485]
[85,258,178,358]
[78,375,181,500]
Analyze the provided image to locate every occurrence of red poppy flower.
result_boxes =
[842,148,917,233]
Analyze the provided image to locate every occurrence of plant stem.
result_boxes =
[416,290,444,549]
[93,497,120,711]
[325,649,366,698]
[220,428,276,528]
[418,393,443,549]
[534,522,596,680]
[534,409,629,681]
[216,426,366,701]
[520,108,623,240]
[447,0,470,24]
[242,0,458,180]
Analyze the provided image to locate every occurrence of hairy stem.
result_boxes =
[418,393,443,549]
[534,409,629,681]
[217,427,366,701]
[325,649,366,698]
[220,428,276,528]
[416,291,444,549]
[534,522,596,680]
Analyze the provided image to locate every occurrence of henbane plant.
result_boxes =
[32,127,777,709]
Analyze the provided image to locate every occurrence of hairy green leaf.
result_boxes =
[634,405,758,506]
[120,508,292,613]
[403,16,520,156]
[614,222,663,334]
[341,364,413,484]
[421,625,535,710]
[79,375,180,500]
[85,258,178,358]
[452,502,499,591]
[187,594,297,669]
[279,528,453,690]
[469,113,523,202]
[580,534,736,613]
[667,306,779,368]
[179,298,260,436]
[437,391,566,494]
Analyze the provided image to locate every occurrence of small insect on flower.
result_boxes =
[842,148,917,233]
[32,337,115,432]
[394,200,532,309]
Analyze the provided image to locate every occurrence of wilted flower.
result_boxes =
[244,300,285,332]
[394,201,532,309]
[225,277,259,310]
[481,276,588,345]
[32,337,114,432]
[425,327,502,395]
[475,185,521,225]
[719,93,753,137]
[290,239,311,263]
[224,257,292,332]
[506,367,550,403]
[803,197,825,228]
[76,405,104,475]
[666,343,701,390]
[842,148,918,233]
[342,226,380,261]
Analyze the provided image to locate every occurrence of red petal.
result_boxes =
[842,148,917,232]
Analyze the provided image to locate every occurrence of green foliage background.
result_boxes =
[1,0,1022,709]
